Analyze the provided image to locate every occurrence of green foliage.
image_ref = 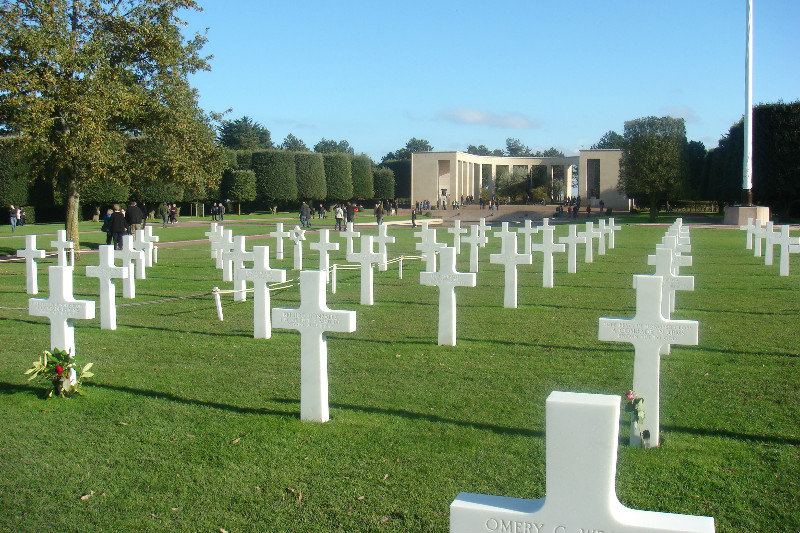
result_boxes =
[505,137,532,156]
[218,116,272,150]
[131,176,185,204]
[295,152,327,201]
[372,167,395,199]
[23,348,94,398]
[0,142,30,207]
[618,116,687,221]
[314,139,354,154]
[79,176,130,207]
[223,149,239,170]
[591,130,625,149]
[235,150,255,170]
[350,154,374,199]
[467,144,504,156]
[379,160,410,198]
[221,170,256,204]
[251,150,298,205]
[381,138,432,161]
[280,133,308,152]
[322,153,352,202]
[683,140,707,199]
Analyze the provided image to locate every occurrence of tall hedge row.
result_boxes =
[373,167,395,200]
[221,169,257,203]
[323,153,353,202]
[251,150,298,204]
[294,152,327,201]
[350,154,373,199]
[0,145,31,208]
[378,159,410,199]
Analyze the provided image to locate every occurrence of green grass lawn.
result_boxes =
[0,221,798,532]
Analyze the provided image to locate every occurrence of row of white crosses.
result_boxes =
[740,217,800,277]
[599,219,698,449]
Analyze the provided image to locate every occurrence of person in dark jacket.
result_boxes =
[125,201,143,234]
[109,204,128,249]
[299,201,311,227]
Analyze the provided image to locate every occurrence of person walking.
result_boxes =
[411,208,417,228]
[101,208,114,245]
[159,202,169,228]
[299,201,311,228]
[125,200,143,234]
[217,202,224,221]
[374,202,384,225]
[334,204,345,231]
[8,204,17,233]
[211,202,218,221]
[109,204,127,249]
[346,202,355,224]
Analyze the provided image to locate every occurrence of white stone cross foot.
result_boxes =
[607,217,622,249]
[272,270,356,423]
[517,220,539,255]
[489,231,531,309]
[224,235,255,302]
[416,228,447,273]
[773,225,800,276]
[531,227,565,288]
[420,246,476,346]
[133,229,154,268]
[114,237,145,298]
[373,224,395,271]
[598,274,699,447]
[752,218,766,257]
[347,235,386,306]
[51,229,74,267]
[558,224,586,274]
[205,222,223,260]
[340,221,361,257]
[447,219,468,255]
[289,225,306,270]
[310,229,339,281]
[270,222,291,260]
[461,224,488,273]
[216,229,235,280]
[577,222,601,263]
[239,246,286,339]
[17,235,46,294]
[86,245,129,330]
[29,266,95,355]
[739,217,756,250]
[450,391,715,533]
[476,217,490,247]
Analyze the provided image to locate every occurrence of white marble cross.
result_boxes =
[577,222,601,263]
[133,229,154,268]
[752,218,766,257]
[205,222,223,260]
[224,235,255,302]
[340,221,361,257]
[739,217,756,250]
[373,224,395,271]
[17,235,46,294]
[414,219,432,237]
[773,225,800,276]
[239,246,286,339]
[86,245,128,330]
[29,266,95,355]
[51,229,74,267]
[123,234,147,280]
[666,227,691,253]
[489,231,532,309]
[447,219,468,254]
[270,222,291,260]
[450,391,715,533]
[420,246,476,346]
[272,270,356,423]
[762,221,776,266]
[310,229,339,281]
[476,217,490,247]
[597,219,609,255]
[531,227,565,288]
[517,219,539,255]
[649,247,694,321]
[599,275,699,447]
[558,224,586,274]
[493,222,515,253]
[347,235,386,306]
[114,237,145,298]
[607,217,622,249]
[215,228,235,280]
[652,235,692,276]
[461,224,488,273]
[289,225,306,270]
[416,228,446,272]
[144,226,160,263]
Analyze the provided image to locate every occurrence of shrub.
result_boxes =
[350,154,374,199]
[251,150,298,205]
[323,153,352,202]
[295,152,327,201]
[373,167,395,200]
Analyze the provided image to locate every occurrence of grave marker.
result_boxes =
[517,219,539,255]
[51,229,74,267]
[17,235,46,294]
[310,229,339,281]
[223,235,255,302]
[239,246,286,339]
[29,266,95,355]
[340,222,360,257]
[289,225,306,270]
[272,270,356,422]
[476,218,490,247]
[373,224,395,271]
[762,221,776,266]
[86,245,128,330]
[577,222,601,263]
[416,228,446,272]
[143,226,160,263]
[420,246,476,345]
[752,219,765,257]
[270,222,291,260]
[598,275,698,447]
[217,229,235,281]
[739,217,755,250]
[122,235,147,280]
[558,224,586,274]
[114,237,145,298]
[531,227,565,288]
[489,232,531,308]
[133,229,154,268]
[461,224,488,273]
[607,217,622,249]
[447,219,468,254]
[773,225,800,276]
[450,391,715,533]
[597,219,609,255]
[347,235,386,306]
[206,223,223,260]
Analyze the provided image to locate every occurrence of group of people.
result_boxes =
[298,201,362,231]
[210,202,225,221]
[101,201,144,250]
[7,204,25,232]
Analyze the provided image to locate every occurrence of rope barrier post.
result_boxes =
[213,287,224,321]
[398,256,403,279]
[153,244,158,263]
[331,264,337,294]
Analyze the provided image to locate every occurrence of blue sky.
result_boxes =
[183,1,800,162]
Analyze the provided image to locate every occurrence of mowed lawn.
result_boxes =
[0,220,798,532]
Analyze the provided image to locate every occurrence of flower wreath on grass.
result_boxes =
[24,348,94,398]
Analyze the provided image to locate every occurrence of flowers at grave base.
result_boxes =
[24,348,94,398]
[623,390,645,432]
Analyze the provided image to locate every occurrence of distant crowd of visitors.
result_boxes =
[297,200,398,230]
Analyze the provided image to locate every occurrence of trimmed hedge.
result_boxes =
[373,167,395,200]
[222,169,257,203]
[235,150,254,170]
[295,152,327,201]
[378,159,410,199]
[350,154,374,199]
[251,150,297,204]
[0,144,30,208]
[323,153,352,202]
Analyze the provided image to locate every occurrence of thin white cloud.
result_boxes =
[659,105,700,124]
[439,108,539,129]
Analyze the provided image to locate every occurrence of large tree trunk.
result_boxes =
[648,194,659,222]
[65,170,81,256]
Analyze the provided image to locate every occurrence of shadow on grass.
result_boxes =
[118,322,253,338]
[273,397,545,439]
[0,382,50,398]
[459,337,629,354]
[662,424,800,447]
[683,345,799,358]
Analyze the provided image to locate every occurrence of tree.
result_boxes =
[0,0,224,248]
[314,138,354,154]
[323,153,352,202]
[251,150,297,208]
[218,116,272,150]
[373,167,395,200]
[295,152,326,201]
[382,138,432,161]
[466,144,504,156]
[0,142,30,210]
[350,154,374,199]
[618,116,687,221]
[683,140,707,199]
[505,138,533,156]
[280,133,308,152]
[591,131,625,150]
[537,147,565,157]
[220,169,256,214]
